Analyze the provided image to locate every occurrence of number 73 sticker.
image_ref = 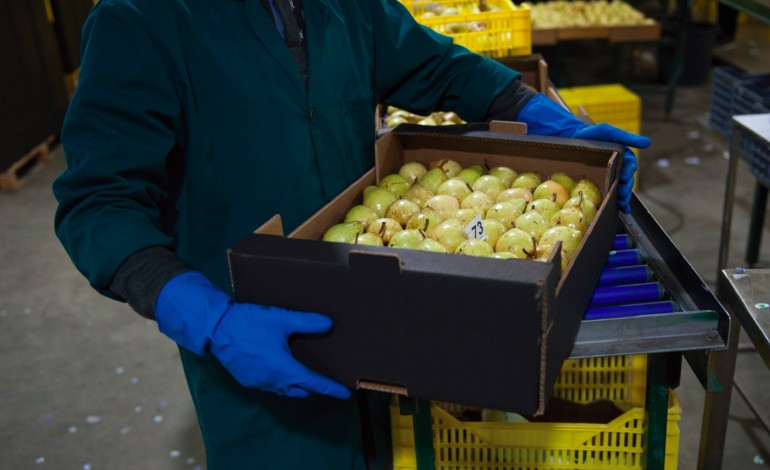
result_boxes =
[463,214,486,241]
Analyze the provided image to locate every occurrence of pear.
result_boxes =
[486,199,527,229]
[406,209,442,234]
[398,162,428,184]
[492,251,519,259]
[497,187,532,204]
[488,166,518,187]
[424,194,461,221]
[437,178,472,201]
[430,159,462,178]
[455,239,495,257]
[471,175,506,201]
[389,229,425,250]
[460,190,495,215]
[549,207,588,234]
[401,184,434,208]
[454,208,483,227]
[355,233,384,246]
[322,221,364,244]
[515,211,547,241]
[570,179,603,206]
[379,174,411,198]
[385,199,421,227]
[533,180,570,207]
[363,187,397,218]
[549,171,576,193]
[537,226,584,273]
[417,167,449,194]
[344,204,379,230]
[511,172,542,192]
[430,219,467,253]
[495,228,535,258]
[385,116,409,128]
[481,218,507,249]
[455,166,483,186]
[417,237,449,253]
[563,191,597,224]
[366,218,402,244]
[527,198,560,222]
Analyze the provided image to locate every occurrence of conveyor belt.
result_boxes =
[570,194,730,358]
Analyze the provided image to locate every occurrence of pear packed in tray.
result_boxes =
[322,159,602,272]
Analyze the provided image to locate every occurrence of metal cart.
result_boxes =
[399,193,731,470]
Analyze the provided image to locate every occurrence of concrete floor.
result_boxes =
[2,31,770,470]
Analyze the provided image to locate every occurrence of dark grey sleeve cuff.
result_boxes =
[485,78,538,123]
[109,246,191,320]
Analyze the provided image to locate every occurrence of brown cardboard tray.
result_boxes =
[532,22,661,45]
[228,125,624,415]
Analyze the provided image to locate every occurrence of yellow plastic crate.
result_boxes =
[557,84,643,189]
[399,0,532,57]
[391,355,682,470]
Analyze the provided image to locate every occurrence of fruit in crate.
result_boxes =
[320,160,604,275]
[525,0,656,29]
[381,106,467,128]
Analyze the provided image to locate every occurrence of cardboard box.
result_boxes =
[228,126,624,415]
[532,22,661,46]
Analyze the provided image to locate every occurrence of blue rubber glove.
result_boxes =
[517,93,652,213]
[155,271,351,399]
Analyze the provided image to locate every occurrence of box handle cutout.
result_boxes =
[348,250,403,276]
[357,379,408,395]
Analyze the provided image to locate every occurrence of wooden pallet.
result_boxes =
[0,135,57,192]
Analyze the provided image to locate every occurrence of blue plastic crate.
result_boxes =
[709,66,770,138]
[735,79,770,116]
[740,133,770,189]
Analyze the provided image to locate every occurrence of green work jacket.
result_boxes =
[52,0,520,467]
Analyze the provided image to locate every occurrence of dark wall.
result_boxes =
[48,0,95,73]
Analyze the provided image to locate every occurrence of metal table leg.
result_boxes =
[644,352,681,470]
[400,397,435,470]
[717,126,743,295]
[746,181,768,267]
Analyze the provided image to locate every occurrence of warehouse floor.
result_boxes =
[3,33,770,470]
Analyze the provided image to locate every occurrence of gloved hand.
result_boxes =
[517,93,652,213]
[155,271,351,399]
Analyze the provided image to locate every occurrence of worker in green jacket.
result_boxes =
[53,0,650,468]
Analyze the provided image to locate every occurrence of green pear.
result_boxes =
[533,180,569,207]
[430,159,462,178]
[322,221,364,244]
[549,171,576,193]
[437,178,472,202]
[379,173,412,198]
[405,209,442,233]
[471,175,506,201]
[366,218,402,244]
[454,208,483,227]
[455,166,483,186]
[511,172,542,192]
[514,211,547,241]
[481,218,507,249]
[424,194,461,221]
[344,205,379,230]
[401,184,434,208]
[486,199,527,229]
[491,251,519,259]
[417,167,449,194]
[388,228,425,250]
[496,187,532,204]
[563,191,597,224]
[355,232,384,246]
[527,198,560,222]
[417,237,449,253]
[495,228,535,258]
[460,190,495,215]
[429,219,467,253]
[570,179,603,206]
[537,225,583,273]
[549,207,588,234]
[455,239,495,257]
[363,187,397,218]
[398,162,428,184]
[488,166,517,187]
[385,199,421,227]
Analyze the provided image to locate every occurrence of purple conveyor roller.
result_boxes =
[590,282,665,306]
[598,265,652,287]
[585,301,678,320]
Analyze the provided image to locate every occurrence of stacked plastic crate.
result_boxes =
[709,66,770,189]
[556,84,642,189]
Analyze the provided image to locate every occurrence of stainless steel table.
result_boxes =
[717,114,770,283]
[721,269,770,368]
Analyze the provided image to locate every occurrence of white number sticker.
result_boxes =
[464,214,486,240]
